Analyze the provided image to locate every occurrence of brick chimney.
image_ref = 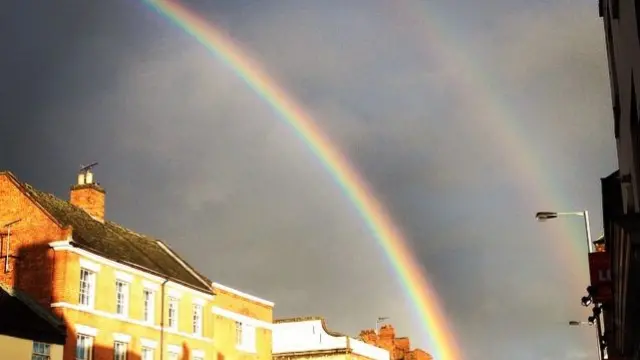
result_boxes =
[70,167,105,222]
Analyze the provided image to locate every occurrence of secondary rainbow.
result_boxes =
[143,0,462,359]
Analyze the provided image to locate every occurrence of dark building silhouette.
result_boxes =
[599,1,640,359]
[0,282,66,358]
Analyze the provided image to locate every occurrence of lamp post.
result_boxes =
[535,210,603,360]
[569,320,594,327]
[535,211,593,252]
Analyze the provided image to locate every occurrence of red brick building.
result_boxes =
[0,169,274,360]
[359,324,433,360]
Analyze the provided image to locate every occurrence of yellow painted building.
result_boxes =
[0,170,274,360]
[211,282,274,360]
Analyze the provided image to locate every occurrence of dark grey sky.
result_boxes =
[0,1,616,359]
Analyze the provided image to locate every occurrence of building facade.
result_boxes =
[211,282,274,360]
[0,282,66,360]
[359,325,432,360]
[599,0,640,358]
[272,317,389,360]
[0,169,273,360]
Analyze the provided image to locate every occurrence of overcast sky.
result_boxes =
[0,1,616,359]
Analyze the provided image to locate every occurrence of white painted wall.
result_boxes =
[272,319,389,360]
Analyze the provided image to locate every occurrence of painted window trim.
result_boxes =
[167,288,183,299]
[51,302,213,343]
[143,288,155,324]
[167,344,182,354]
[50,240,213,299]
[79,258,101,273]
[142,280,160,291]
[140,338,158,349]
[192,297,206,306]
[192,349,205,358]
[76,324,98,337]
[115,271,133,283]
[115,280,130,318]
[78,268,97,309]
[113,333,132,343]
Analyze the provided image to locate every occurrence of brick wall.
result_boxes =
[358,325,433,360]
[0,173,66,307]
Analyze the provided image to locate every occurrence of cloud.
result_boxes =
[0,0,616,358]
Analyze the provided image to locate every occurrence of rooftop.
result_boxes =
[2,171,213,294]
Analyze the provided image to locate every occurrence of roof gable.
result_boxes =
[4,172,212,294]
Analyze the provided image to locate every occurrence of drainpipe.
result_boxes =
[159,278,170,360]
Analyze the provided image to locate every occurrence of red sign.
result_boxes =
[588,252,613,303]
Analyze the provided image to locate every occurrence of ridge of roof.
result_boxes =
[9,174,212,294]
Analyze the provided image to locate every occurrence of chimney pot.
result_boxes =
[85,170,93,184]
[70,170,105,222]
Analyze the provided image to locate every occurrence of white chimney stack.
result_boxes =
[77,172,86,185]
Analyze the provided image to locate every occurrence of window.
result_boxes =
[143,289,155,323]
[192,304,203,336]
[114,341,127,360]
[236,322,256,352]
[115,281,129,316]
[235,321,243,346]
[168,297,178,329]
[79,268,95,307]
[32,342,51,360]
[141,348,154,360]
[76,334,94,360]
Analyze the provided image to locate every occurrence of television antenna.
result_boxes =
[79,162,99,173]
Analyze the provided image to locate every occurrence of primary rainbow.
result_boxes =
[143,0,462,359]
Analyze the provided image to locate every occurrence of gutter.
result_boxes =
[159,278,170,360]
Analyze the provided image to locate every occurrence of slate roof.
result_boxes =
[0,282,66,344]
[3,172,212,294]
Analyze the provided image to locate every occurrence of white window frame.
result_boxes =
[78,268,96,308]
[115,280,129,317]
[235,321,243,346]
[143,288,155,324]
[76,334,94,360]
[167,345,181,360]
[114,341,127,360]
[167,297,178,330]
[192,303,203,336]
[141,347,154,360]
[236,322,256,352]
[32,341,51,360]
[192,349,205,360]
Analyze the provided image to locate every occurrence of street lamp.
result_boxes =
[535,211,593,252]
[569,320,594,326]
[535,210,602,360]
